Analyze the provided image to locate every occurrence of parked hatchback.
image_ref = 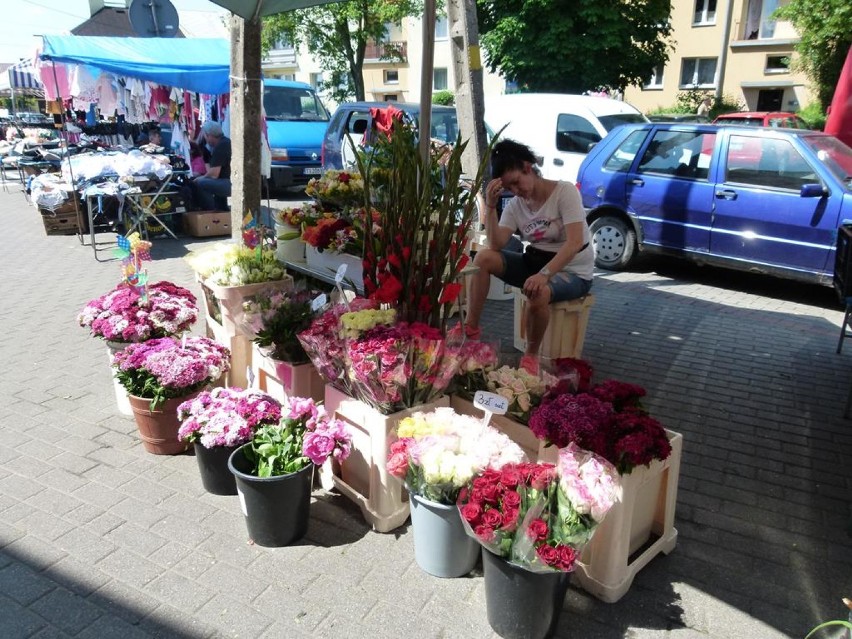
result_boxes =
[322,101,459,171]
[712,111,808,129]
[576,123,852,285]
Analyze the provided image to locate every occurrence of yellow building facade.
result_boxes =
[624,0,814,114]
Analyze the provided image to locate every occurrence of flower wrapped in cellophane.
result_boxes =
[239,287,320,363]
[386,407,526,504]
[457,444,621,573]
[296,299,379,394]
[450,340,500,399]
[345,318,461,414]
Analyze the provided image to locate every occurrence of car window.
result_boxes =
[430,111,459,144]
[603,129,648,172]
[346,110,371,135]
[726,136,817,190]
[637,130,716,179]
[802,135,852,185]
[264,85,329,121]
[598,113,648,131]
[556,114,601,154]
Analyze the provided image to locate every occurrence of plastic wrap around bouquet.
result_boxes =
[457,444,622,574]
[299,301,462,414]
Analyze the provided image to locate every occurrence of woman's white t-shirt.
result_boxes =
[499,181,595,281]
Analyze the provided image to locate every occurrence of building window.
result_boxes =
[644,65,664,89]
[680,57,717,88]
[383,94,398,102]
[433,67,448,91]
[309,72,323,90]
[278,73,296,81]
[273,37,292,50]
[744,0,778,40]
[693,0,717,25]
[384,69,399,85]
[435,16,448,39]
[765,54,790,74]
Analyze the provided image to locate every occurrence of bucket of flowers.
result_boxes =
[305,169,365,210]
[457,445,621,639]
[111,336,230,455]
[273,204,316,264]
[386,406,526,578]
[527,356,682,603]
[227,396,352,547]
[177,387,283,495]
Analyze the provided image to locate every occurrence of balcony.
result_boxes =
[364,41,407,63]
[263,46,297,68]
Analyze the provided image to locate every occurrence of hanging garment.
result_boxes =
[38,62,70,101]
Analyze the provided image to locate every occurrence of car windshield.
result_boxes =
[802,135,852,187]
[263,86,329,122]
[599,113,648,132]
[717,117,762,126]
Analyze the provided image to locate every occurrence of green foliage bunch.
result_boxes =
[797,102,827,130]
[432,90,455,106]
[475,0,673,93]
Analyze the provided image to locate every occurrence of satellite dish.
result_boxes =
[128,0,180,38]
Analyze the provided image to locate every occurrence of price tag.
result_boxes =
[473,390,508,426]
[246,366,255,388]
[334,264,348,284]
[311,293,327,312]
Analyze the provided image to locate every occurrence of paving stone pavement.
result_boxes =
[1,185,850,639]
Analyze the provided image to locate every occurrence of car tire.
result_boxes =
[590,215,636,270]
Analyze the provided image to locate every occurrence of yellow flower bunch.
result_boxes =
[339,308,396,340]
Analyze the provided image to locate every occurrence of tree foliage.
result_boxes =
[774,0,852,109]
[475,0,673,93]
[262,0,424,103]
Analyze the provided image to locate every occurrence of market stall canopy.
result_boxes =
[0,58,45,96]
[204,0,339,19]
[39,35,230,95]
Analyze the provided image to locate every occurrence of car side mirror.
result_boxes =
[800,183,827,198]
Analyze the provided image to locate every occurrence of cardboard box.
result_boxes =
[184,211,231,237]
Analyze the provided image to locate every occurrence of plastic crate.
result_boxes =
[250,344,324,403]
[513,290,595,359]
[319,384,449,532]
[572,429,683,603]
[205,314,253,390]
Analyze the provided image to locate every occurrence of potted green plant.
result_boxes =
[227,396,352,547]
[111,336,230,455]
[177,388,283,495]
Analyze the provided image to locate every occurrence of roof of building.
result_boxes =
[71,6,186,38]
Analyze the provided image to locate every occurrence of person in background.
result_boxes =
[451,139,594,374]
[189,141,207,177]
[147,128,162,147]
[697,97,712,118]
[190,120,231,211]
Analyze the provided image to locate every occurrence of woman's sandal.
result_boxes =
[447,323,482,341]
[519,354,540,376]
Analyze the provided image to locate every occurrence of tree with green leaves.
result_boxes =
[475,0,673,94]
[774,0,852,110]
[262,1,425,104]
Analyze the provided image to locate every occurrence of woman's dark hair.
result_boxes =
[490,139,538,177]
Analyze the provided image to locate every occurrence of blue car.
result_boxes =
[576,123,852,285]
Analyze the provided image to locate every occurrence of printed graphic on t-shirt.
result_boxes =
[523,216,564,244]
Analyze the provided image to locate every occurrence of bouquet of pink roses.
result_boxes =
[457,444,621,573]
[78,281,198,343]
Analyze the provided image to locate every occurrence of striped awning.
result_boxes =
[0,58,44,93]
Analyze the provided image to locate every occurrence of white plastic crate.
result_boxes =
[250,344,324,402]
[573,429,683,603]
[319,384,449,532]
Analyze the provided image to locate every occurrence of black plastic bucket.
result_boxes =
[193,442,238,495]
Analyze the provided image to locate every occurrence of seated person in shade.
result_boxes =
[189,142,207,177]
[190,120,231,211]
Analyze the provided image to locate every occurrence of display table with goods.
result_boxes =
[185,231,293,389]
[297,112,492,532]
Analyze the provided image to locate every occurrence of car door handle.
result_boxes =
[715,189,737,200]
[630,178,644,186]
[553,158,564,166]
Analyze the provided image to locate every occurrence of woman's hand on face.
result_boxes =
[485,178,503,209]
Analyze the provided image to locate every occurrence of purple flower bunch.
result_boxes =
[292,397,352,467]
[111,336,231,408]
[79,281,198,343]
[529,393,614,451]
[177,387,282,449]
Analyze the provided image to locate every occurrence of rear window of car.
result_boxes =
[599,113,648,131]
[717,117,762,126]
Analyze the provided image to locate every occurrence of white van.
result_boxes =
[484,93,648,182]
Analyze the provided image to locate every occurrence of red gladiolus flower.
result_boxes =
[439,282,462,305]
[339,172,351,184]
[458,254,470,270]
[387,253,402,268]
[401,246,411,260]
[372,275,403,304]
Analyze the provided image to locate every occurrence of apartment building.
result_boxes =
[625,0,814,114]
[262,10,506,110]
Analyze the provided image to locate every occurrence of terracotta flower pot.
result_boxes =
[128,394,194,455]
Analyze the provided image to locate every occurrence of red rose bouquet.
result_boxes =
[457,444,621,573]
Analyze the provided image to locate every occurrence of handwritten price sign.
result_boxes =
[474,391,508,426]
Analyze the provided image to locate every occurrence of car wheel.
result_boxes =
[590,215,636,270]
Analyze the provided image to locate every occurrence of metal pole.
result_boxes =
[418,0,436,166]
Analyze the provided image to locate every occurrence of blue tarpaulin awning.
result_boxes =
[39,35,230,95]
